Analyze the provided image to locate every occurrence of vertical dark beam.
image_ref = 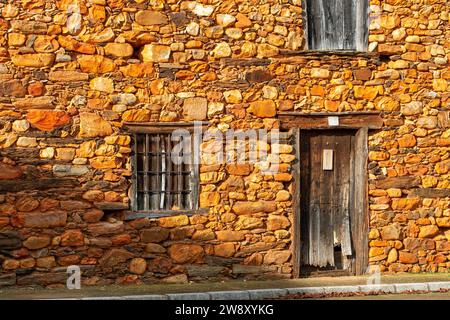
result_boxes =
[131,133,138,212]
[299,131,310,267]
[156,134,161,210]
[354,127,369,275]
[160,134,166,210]
[292,128,302,277]
[192,132,200,211]
[192,165,200,210]
[173,136,179,209]
[166,135,173,210]
[184,135,193,210]
[143,134,150,211]
[149,134,158,210]
[177,135,183,209]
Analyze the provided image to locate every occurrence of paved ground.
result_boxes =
[0,273,448,299]
[317,292,450,300]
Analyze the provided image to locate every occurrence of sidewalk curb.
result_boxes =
[51,281,450,300]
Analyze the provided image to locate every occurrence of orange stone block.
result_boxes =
[398,134,417,148]
[90,156,121,169]
[111,234,132,246]
[399,251,418,264]
[61,230,84,247]
[226,164,252,176]
[58,35,96,54]
[214,243,235,258]
[26,109,70,131]
[168,244,204,264]
[325,100,339,112]
[248,100,277,118]
[235,13,252,28]
[311,85,325,96]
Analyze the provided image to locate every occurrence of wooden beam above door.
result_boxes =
[279,112,383,130]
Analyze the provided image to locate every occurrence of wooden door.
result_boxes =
[299,129,361,276]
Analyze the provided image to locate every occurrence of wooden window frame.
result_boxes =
[302,0,369,52]
[124,122,209,219]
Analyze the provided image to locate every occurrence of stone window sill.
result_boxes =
[124,208,209,220]
[123,121,210,134]
[95,201,129,211]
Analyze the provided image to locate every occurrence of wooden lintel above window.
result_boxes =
[123,121,210,134]
[279,112,383,130]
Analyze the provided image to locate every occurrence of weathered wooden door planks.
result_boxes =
[298,129,367,275]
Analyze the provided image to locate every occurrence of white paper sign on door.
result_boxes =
[323,149,334,170]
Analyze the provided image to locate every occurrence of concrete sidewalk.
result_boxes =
[0,273,449,300]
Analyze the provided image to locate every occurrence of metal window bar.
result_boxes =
[131,133,138,212]
[192,132,200,210]
[177,135,183,210]
[150,134,157,209]
[143,134,150,211]
[173,135,179,210]
[184,135,192,210]
[155,134,161,210]
[166,136,173,210]
[160,135,166,210]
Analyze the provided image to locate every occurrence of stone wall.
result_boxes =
[0,0,449,287]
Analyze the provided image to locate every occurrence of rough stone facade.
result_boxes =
[0,0,449,287]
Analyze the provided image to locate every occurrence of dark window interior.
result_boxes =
[132,132,197,212]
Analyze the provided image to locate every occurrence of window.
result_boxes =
[128,126,201,216]
[304,0,368,51]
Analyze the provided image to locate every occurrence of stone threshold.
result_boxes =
[48,281,450,300]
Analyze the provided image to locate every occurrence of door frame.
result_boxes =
[281,112,382,277]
